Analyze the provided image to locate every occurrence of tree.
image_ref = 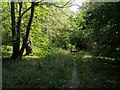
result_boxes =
[19,2,35,58]
[10,2,35,59]
[11,2,17,58]
[72,2,120,58]
[9,1,72,59]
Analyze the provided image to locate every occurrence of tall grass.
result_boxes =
[2,46,73,88]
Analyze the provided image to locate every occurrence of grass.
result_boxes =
[75,51,120,88]
[3,45,120,88]
[2,46,73,88]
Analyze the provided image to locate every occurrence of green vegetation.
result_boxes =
[76,51,120,88]
[2,1,120,88]
[3,47,73,88]
[70,2,120,58]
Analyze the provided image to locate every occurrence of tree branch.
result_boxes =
[58,8,71,18]
[53,0,72,8]
[65,4,82,8]
[18,0,43,20]
[19,2,35,57]
[18,0,72,21]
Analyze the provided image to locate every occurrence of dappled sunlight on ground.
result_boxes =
[95,56,115,61]
[74,51,120,88]
[2,48,120,88]
[83,55,92,59]
[22,55,41,60]
[2,48,74,88]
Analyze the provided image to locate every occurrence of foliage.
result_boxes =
[2,45,12,58]
[2,2,72,58]
[71,2,120,58]
[2,2,12,46]
[2,1,120,88]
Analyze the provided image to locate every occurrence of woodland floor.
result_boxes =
[2,48,120,88]
[69,51,120,88]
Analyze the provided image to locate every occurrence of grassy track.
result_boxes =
[2,47,73,88]
[2,46,120,88]
[75,51,120,88]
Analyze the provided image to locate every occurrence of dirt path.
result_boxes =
[69,61,80,88]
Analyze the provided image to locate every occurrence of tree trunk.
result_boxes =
[19,2,35,58]
[10,2,18,59]
[11,2,23,59]
[16,2,22,57]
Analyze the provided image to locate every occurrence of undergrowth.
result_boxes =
[2,46,73,88]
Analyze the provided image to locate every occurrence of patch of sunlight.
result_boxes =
[24,55,40,59]
[83,55,92,59]
[96,56,115,61]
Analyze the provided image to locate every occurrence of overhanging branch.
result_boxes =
[18,0,73,20]
[18,1,42,20]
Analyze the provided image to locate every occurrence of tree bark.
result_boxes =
[10,2,18,59]
[19,2,35,58]
[16,2,22,56]
[11,2,23,59]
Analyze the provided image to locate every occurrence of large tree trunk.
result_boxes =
[19,2,35,58]
[10,2,18,59]
[10,2,35,59]
[11,2,23,59]
[16,2,22,57]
